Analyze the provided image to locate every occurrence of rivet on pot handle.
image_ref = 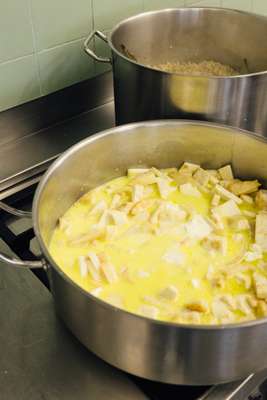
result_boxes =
[0,201,47,269]
[84,30,111,63]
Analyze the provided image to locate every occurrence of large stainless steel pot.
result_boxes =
[84,8,267,135]
[2,121,267,385]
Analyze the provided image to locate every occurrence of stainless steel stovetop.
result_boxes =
[0,72,267,400]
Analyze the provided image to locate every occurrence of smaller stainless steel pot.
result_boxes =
[84,8,267,135]
[2,121,267,385]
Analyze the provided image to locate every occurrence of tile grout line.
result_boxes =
[38,36,88,54]
[0,53,35,67]
[27,0,43,96]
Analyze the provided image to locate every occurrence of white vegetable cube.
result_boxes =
[185,214,213,240]
[193,168,210,186]
[256,190,267,210]
[139,305,159,319]
[255,212,267,251]
[132,184,144,203]
[162,246,185,266]
[128,168,150,177]
[180,183,201,198]
[79,256,88,278]
[218,165,234,180]
[110,210,128,225]
[215,184,242,204]
[211,194,220,207]
[159,285,178,301]
[212,200,241,218]
[179,162,200,175]
[253,272,267,301]
[156,177,176,199]
[101,262,118,284]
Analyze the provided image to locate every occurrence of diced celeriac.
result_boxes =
[159,285,178,301]
[70,226,104,244]
[219,294,236,310]
[253,272,267,301]
[87,258,102,281]
[132,184,144,203]
[131,199,156,216]
[179,310,201,324]
[255,212,267,251]
[212,299,234,322]
[87,251,100,269]
[244,244,263,262]
[191,278,200,288]
[128,168,150,177]
[235,294,254,316]
[180,183,201,197]
[90,287,103,297]
[257,300,267,317]
[228,180,260,195]
[89,200,107,215]
[179,162,200,175]
[206,265,214,280]
[212,200,241,218]
[107,293,123,307]
[243,210,256,218]
[58,216,71,234]
[110,194,121,209]
[202,235,227,255]
[218,165,234,181]
[139,305,159,319]
[235,273,251,289]
[156,177,176,199]
[131,171,157,185]
[215,184,242,204]
[241,194,254,204]
[157,202,187,224]
[185,214,213,240]
[230,216,250,231]
[110,209,128,225]
[193,168,210,186]
[78,256,88,278]
[211,194,220,207]
[162,246,185,266]
[256,190,267,210]
[101,262,118,283]
[233,233,243,242]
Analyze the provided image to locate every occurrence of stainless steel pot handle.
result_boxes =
[0,252,46,269]
[0,201,32,218]
[84,30,111,63]
[0,201,47,269]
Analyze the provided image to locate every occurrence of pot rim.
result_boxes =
[107,7,267,78]
[33,119,267,332]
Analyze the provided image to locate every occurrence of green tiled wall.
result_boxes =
[0,0,266,112]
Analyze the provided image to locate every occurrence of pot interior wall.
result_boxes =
[111,8,267,74]
[36,122,267,250]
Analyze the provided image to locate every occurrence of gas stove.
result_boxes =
[0,72,267,400]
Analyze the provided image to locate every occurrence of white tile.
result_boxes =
[93,0,143,31]
[144,0,185,10]
[0,0,34,63]
[221,0,252,11]
[252,0,267,15]
[38,39,94,95]
[31,0,93,51]
[0,56,40,112]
